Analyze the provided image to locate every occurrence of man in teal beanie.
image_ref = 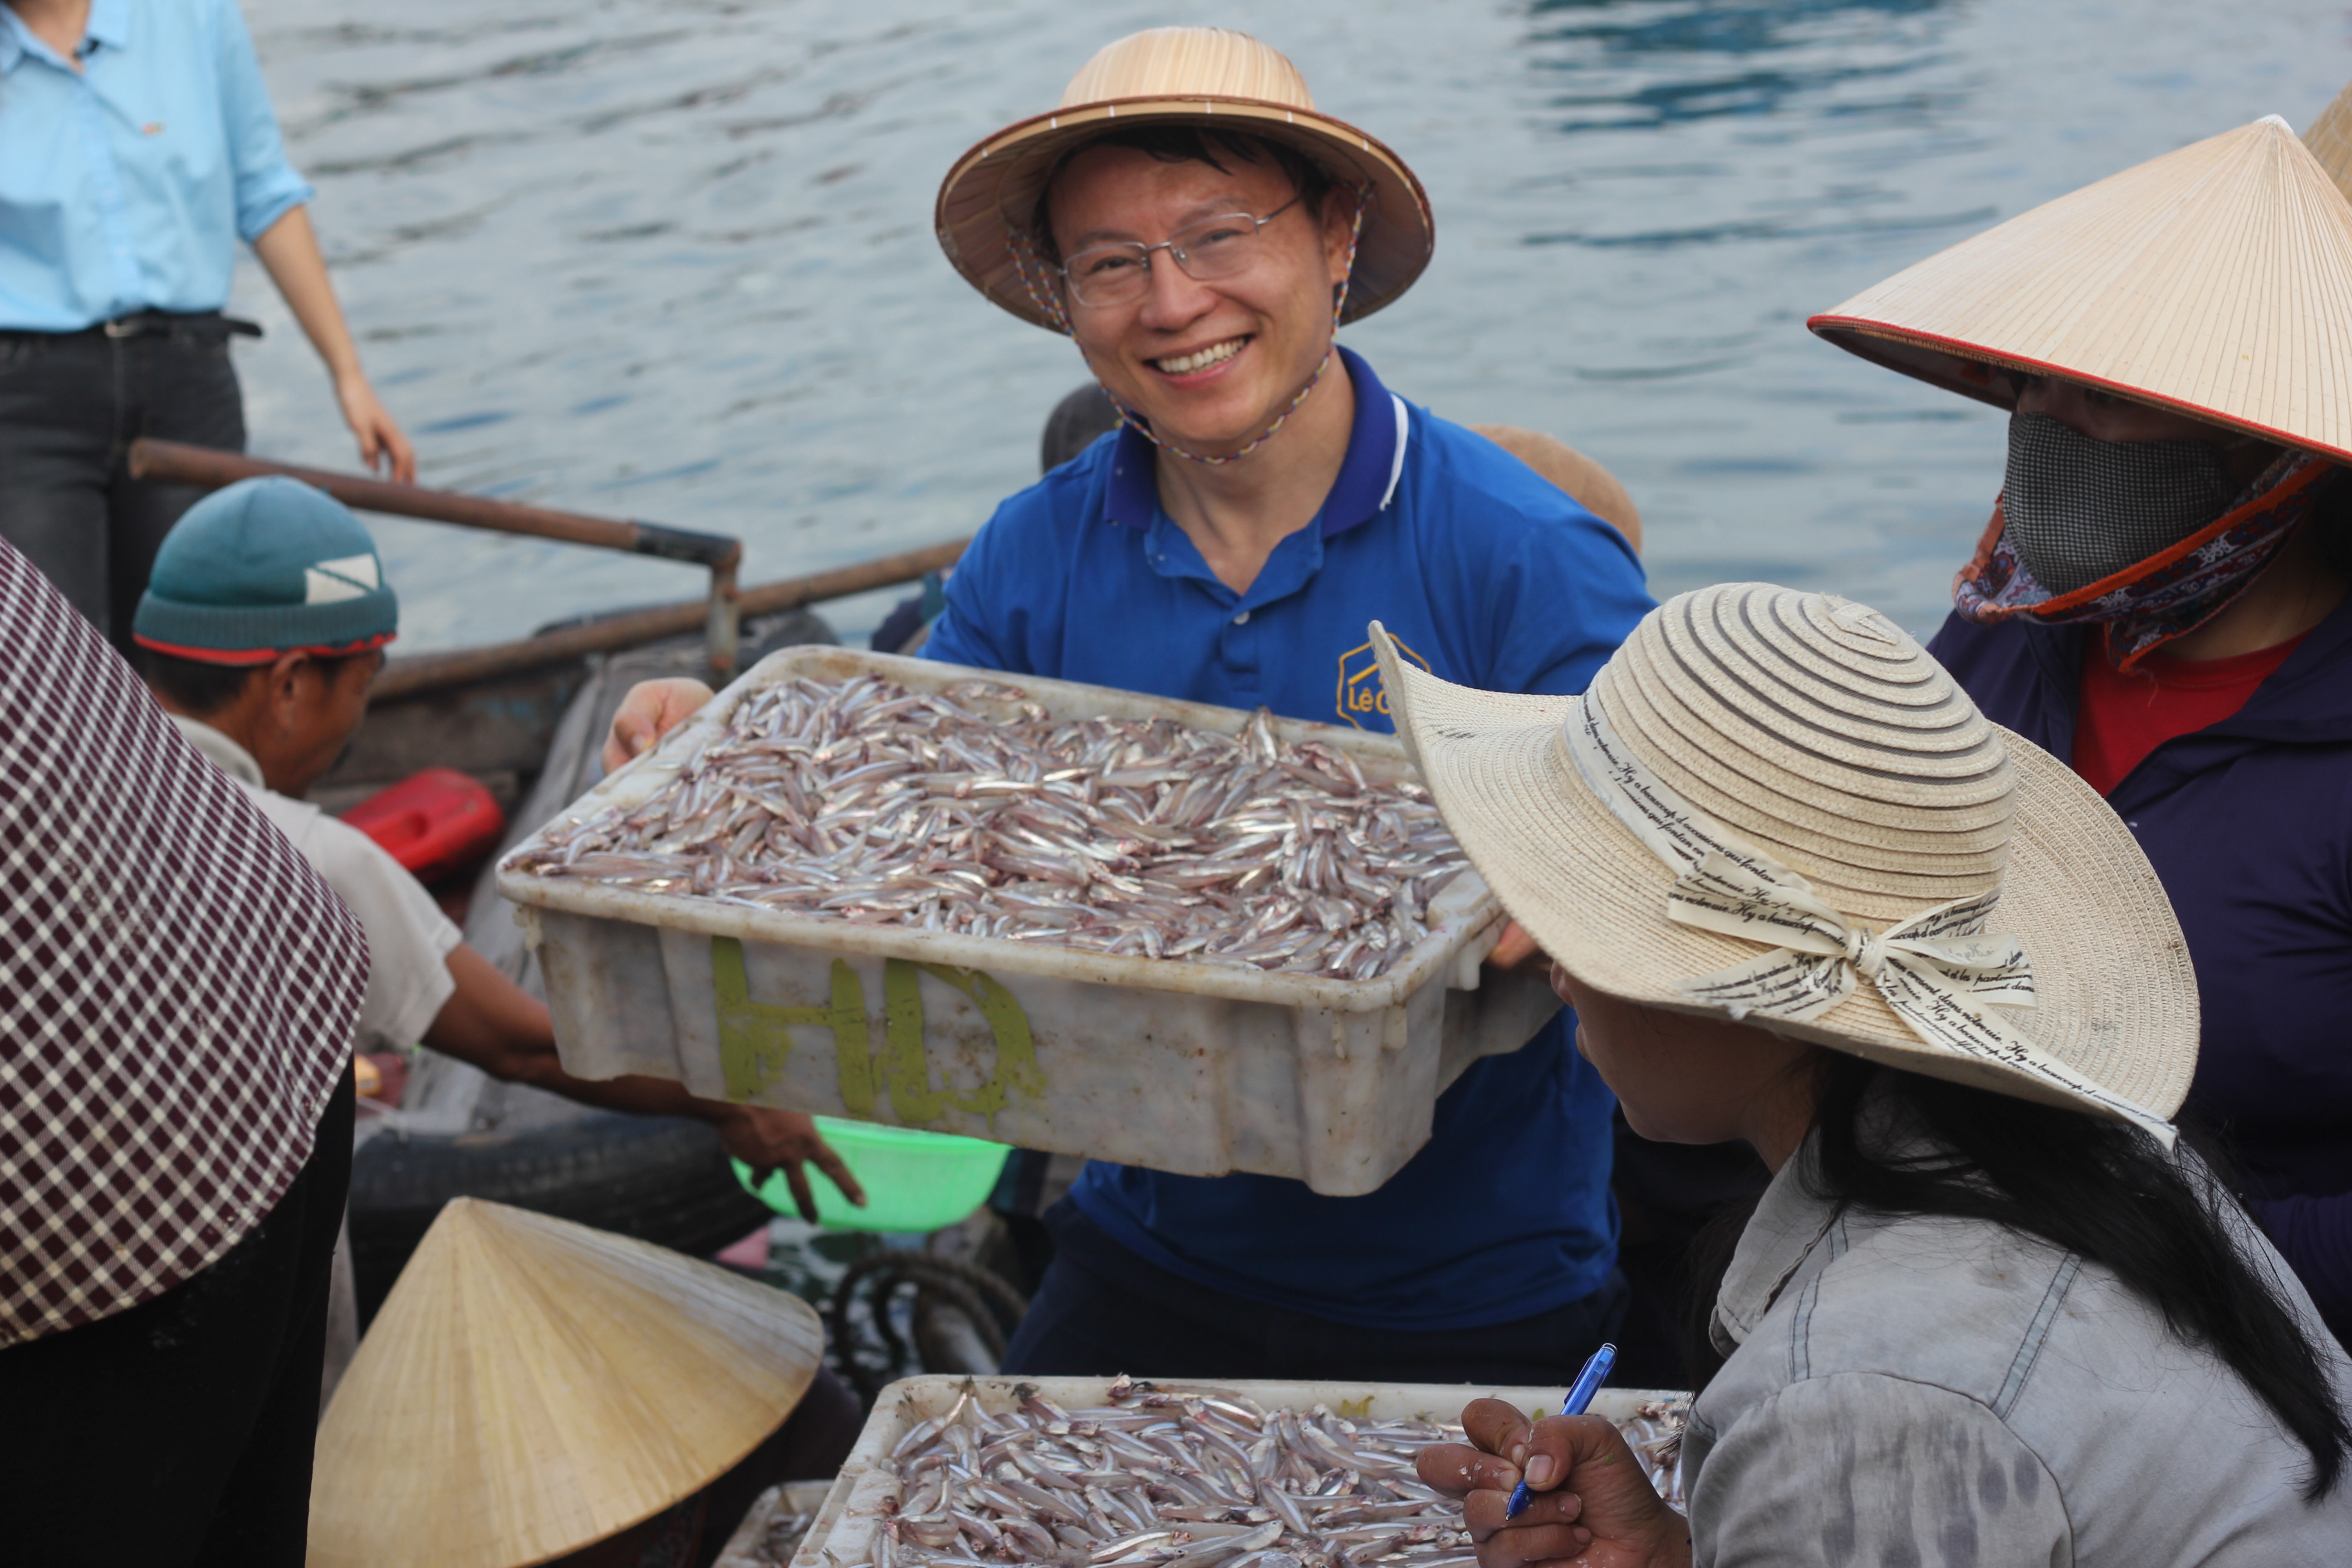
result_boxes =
[133,479,867,1395]
[132,476,400,666]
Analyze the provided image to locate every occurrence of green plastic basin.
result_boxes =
[731,1117,1012,1233]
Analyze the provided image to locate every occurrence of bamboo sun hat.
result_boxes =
[2307,75,2352,201]
[309,1198,823,1568]
[935,26,1434,332]
[1807,114,2352,464]
[1369,583,2199,1143]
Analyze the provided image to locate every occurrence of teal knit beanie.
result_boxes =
[133,478,400,664]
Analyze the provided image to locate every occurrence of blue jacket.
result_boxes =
[1931,604,2352,1342]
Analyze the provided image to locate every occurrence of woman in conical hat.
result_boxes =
[1807,110,2352,1348]
[1375,587,2352,1563]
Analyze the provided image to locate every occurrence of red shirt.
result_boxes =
[2073,634,2305,795]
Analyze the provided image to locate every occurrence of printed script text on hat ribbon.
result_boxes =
[1559,694,2178,1145]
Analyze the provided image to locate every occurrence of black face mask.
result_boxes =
[2001,412,2239,595]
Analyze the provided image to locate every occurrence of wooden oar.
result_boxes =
[128,439,744,568]
[368,537,970,702]
[127,440,969,692]
[128,439,747,673]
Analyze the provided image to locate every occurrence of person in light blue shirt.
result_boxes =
[0,0,412,646]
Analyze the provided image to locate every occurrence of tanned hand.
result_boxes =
[1418,1398,1691,1568]
[603,677,717,774]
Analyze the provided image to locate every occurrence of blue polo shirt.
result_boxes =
[927,348,1652,1331]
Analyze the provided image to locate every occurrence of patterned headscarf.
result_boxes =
[1953,447,2336,670]
[0,542,368,1347]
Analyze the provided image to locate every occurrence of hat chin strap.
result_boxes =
[1011,186,1370,469]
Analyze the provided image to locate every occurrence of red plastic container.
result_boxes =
[341,767,507,884]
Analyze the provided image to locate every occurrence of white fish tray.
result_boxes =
[789,1375,1688,1568]
[497,648,1559,1196]
[718,1479,838,1568]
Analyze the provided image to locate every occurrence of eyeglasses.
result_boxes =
[1057,192,1305,309]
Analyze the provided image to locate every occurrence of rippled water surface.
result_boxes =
[230,0,2352,650]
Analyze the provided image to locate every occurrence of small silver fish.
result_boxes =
[856,1382,1685,1568]
[510,674,1472,982]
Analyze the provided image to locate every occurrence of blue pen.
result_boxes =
[1503,1341,1617,1520]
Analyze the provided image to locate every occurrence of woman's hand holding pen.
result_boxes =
[1417,1399,1691,1568]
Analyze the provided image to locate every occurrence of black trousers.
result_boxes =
[0,1077,354,1567]
[0,319,246,647]
[1003,1200,1629,1387]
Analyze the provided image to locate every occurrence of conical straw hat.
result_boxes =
[936,27,1433,332]
[309,1199,822,1568]
[1370,585,2200,1135]
[2307,78,2352,201]
[1808,116,2352,463]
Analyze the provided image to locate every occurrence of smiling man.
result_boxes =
[608,28,1651,1379]
[913,27,1654,1380]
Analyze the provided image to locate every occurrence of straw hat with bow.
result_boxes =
[936,27,1434,332]
[308,1199,823,1568]
[1808,113,2352,461]
[1370,584,2199,1143]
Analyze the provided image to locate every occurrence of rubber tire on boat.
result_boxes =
[348,1112,771,1325]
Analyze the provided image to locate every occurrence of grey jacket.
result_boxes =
[1683,1135,2352,1566]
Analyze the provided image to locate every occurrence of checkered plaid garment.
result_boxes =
[0,542,368,1347]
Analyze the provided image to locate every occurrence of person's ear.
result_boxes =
[267,653,309,731]
[1323,191,1356,288]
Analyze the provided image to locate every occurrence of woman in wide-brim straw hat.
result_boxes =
[1378,586,2352,1563]
[1805,107,2352,1349]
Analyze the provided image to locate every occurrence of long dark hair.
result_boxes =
[1688,1056,2349,1499]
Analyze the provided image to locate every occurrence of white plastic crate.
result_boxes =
[498,648,1559,1196]
[789,1375,1689,1568]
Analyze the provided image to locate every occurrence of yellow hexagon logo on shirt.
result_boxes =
[1335,634,1431,729]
